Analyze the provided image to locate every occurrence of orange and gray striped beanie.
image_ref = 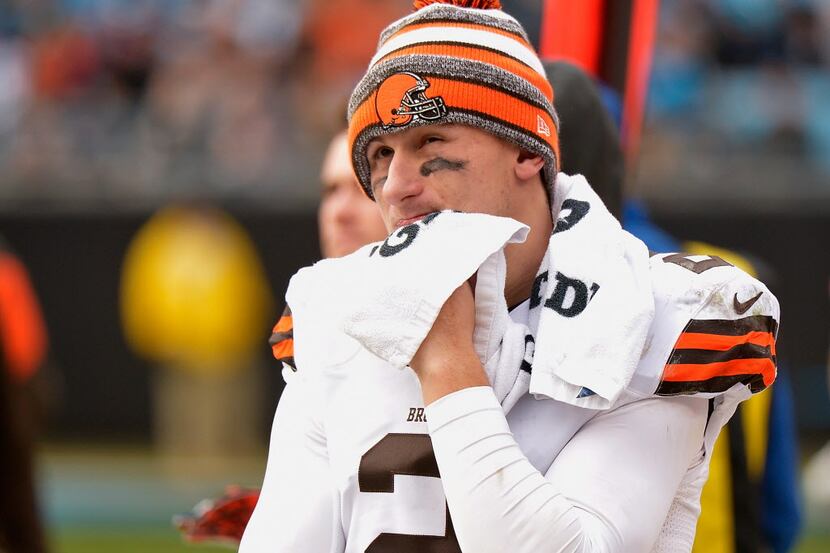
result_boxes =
[347,0,559,200]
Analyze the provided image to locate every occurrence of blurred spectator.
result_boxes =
[0,236,49,553]
[785,3,825,65]
[294,0,410,136]
[30,24,98,101]
[317,130,387,259]
[647,0,712,119]
[301,0,404,87]
[0,28,28,147]
[143,0,304,192]
[711,0,786,66]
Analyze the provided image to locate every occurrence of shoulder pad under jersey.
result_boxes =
[269,306,295,371]
[633,252,778,398]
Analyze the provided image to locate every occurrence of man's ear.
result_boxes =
[515,150,545,181]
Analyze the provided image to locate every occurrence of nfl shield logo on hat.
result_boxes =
[537,114,551,137]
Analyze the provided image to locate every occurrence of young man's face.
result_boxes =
[318,133,388,258]
[366,124,522,231]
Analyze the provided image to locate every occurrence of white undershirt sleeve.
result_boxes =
[426,386,708,553]
[239,373,342,553]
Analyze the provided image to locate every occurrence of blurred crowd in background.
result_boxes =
[0,0,826,209]
[0,0,412,206]
[640,0,830,204]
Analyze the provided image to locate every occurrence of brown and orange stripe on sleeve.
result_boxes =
[656,315,778,396]
[269,306,295,371]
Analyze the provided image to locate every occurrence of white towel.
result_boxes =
[286,173,655,412]
[534,173,654,408]
[285,211,528,371]
[477,173,655,410]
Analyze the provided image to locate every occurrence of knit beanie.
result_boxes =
[347,0,559,200]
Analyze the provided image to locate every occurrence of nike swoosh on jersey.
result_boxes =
[733,291,763,315]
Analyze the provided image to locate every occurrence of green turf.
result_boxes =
[795,535,830,553]
[52,526,830,553]
[52,527,232,553]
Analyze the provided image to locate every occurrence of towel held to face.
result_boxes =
[286,173,655,412]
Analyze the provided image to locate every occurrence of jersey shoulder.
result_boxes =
[635,252,779,398]
[270,297,363,383]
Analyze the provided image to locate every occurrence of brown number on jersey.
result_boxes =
[358,433,461,553]
[662,253,732,274]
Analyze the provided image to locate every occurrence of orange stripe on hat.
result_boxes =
[350,76,558,152]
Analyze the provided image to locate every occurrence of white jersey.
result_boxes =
[246,252,778,553]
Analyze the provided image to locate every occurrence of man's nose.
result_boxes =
[380,153,424,206]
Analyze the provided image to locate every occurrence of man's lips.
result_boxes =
[393,213,431,229]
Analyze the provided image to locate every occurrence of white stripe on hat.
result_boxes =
[369,26,546,78]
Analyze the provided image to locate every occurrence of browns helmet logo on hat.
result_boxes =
[374,72,447,129]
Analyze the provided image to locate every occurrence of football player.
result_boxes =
[317,130,390,259]
[241,1,779,552]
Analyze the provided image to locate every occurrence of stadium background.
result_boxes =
[0,0,828,551]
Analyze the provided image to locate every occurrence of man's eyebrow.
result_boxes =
[420,157,467,177]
